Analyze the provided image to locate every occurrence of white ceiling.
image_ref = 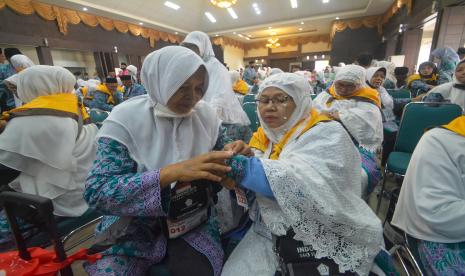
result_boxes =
[42,0,395,42]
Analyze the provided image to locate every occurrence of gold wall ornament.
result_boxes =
[266,37,280,49]
[0,0,183,47]
[210,0,237,8]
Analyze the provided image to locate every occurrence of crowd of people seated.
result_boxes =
[0,38,464,275]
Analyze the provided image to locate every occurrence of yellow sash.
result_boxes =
[407,74,437,87]
[95,84,123,104]
[328,85,381,108]
[1,93,90,123]
[443,116,465,137]
[249,108,332,160]
[233,80,249,95]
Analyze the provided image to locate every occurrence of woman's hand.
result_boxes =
[160,151,234,188]
[224,140,254,157]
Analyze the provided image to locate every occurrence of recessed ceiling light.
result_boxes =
[290,0,298,8]
[271,31,277,35]
[164,1,180,10]
[256,10,261,14]
[252,3,258,8]
[238,34,244,37]
[205,12,216,23]
[138,22,143,25]
[215,34,219,36]
[227,7,238,19]
[314,55,318,59]
[322,0,329,3]
[252,3,261,15]
[82,7,88,11]
[298,28,303,31]
[255,59,258,63]
[300,21,304,25]
[306,56,310,60]
[175,31,179,34]
[261,59,264,62]
[246,37,250,40]
[322,54,325,58]
[335,16,340,20]
[233,31,237,34]
[247,34,252,37]
[268,26,272,29]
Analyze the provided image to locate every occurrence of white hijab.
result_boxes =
[335,64,367,89]
[10,54,35,72]
[230,70,241,84]
[0,65,97,216]
[376,61,396,85]
[257,73,313,143]
[269,68,284,76]
[97,46,221,172]
[183,31,250,125]
[126,64,138,82]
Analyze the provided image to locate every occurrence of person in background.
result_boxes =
[182,31,251,142]
[4,54,35,107]
[120,75,146,100]
[92,71,101,82]
[394,67,409,89]
[221,73,383,276]
[313,65,383,198]
[458,47,465,60]
[118,62,129,77]
[355,53,374,69]
[423,59,465,110]
[392,115,465,275]
[0,49,5,64]
[126,65,138,83]
[408,62,439,98]
[243,61,258,86]
[239,68,244,79]
[83,72,89,81]
[0,65,98,245]
[230,71,249,96]
[108,71,123,86]
[431,47,461,84]
[0,48,22,113]
[377,61,397,89]
[85,77,123,112]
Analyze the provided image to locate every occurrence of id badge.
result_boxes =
[166,208,209,239]
[234,187,248,209]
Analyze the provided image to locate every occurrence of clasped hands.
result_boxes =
[159,140,252,189]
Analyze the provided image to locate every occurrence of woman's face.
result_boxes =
[334,80,357,96]
[455,63,465,83]
[370,70,385,88]
[258,87,296,129]
[420,65,434,76]
[167,67,206,114]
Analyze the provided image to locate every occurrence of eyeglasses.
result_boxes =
[256,95,290,106]
[334,82,356,91]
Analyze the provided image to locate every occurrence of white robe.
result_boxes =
[222,121,383,276]
[426,82,465,111]
[313,91,384,152]
[392,128,465,243]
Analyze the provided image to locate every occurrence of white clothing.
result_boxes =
[10,54,34,72]
[426,81,465,110]
[0,65,97,216]
[313,91,384,152]
[366,67,396,123]
[392,128,465,243]
[223,122,383,275]
[377,61,396,85]
[183,31,250,125]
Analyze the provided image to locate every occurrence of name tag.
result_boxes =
[235,187,248,209]
[166,208,209,239]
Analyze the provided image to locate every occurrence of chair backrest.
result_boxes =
[0,191,73,275]
[394,102,462,153]
[311,94,317,100]
[242,102,260,132]
[243,94,256,104]
[387,89,411,99]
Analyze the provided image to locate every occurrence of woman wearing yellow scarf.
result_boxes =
[85,77,123,111]
[222,73,382,276]
[392,115,465,275]
[0,65,98,245]
[313,64,383,198]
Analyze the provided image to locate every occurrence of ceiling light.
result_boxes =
[266,37,281,48]
[300,21,304,25]
[322,0,329,3]
[271,31,277,35]
[261,59,264,62]
[306,56,310,60]
[210,0,237,8]
[215,34,219,36]
[227,8,238,19]
[138,22,143,25]
[314,55,318,59]
[256,10,261,14]
[205,12,217,23]
[238,34,244,37]
[246,37,250,40]
[82,7,88,11]
[233,31,237,34]
[335,16,340,20]
[290,0,298,8]
[252,3,261,15]
[252,3,258,8]
[322,54,325,58]
[298,28,303,31]
[164,1,180,10]
[268,26,272,29]
[247,34,252,37]
[255,59,258,62]
[175,32,179,34]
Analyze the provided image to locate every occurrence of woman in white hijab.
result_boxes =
[9,54,34,73]
[0,65,98,243]
[221,73,383,275]
[376,61,397,89]
[313,65,383,198]
[83,46,249,276]
[182,31,251,142]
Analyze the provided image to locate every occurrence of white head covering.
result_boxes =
[257,73,313,143]
[96,46,221,172]
[269,68,284,76]
[183,31,250,125]
[366,67,386,86]
[229,70,241,84]
[335,64,366,86]
[126,64,138,82]
[10,54,35,72]
[376,61,396,84]
[0,65,97,216]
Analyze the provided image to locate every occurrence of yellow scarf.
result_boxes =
[407,74,438,87]
[328,85,381,108]
[443,116,465,137]
[233,80,249,95]
[249,108,332,159]
[1,93,90,123]
[95,84,123,104]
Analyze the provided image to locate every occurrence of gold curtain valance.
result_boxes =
[213,34,330,51]
[0,0,184,47]
[329,0,413,43]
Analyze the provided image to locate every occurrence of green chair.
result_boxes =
[243,102,260,132]
[243,94,256,104]
[376,102,463,213]
[89,109,109,126]
[387,89,411,99]
[311,94,317,100]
